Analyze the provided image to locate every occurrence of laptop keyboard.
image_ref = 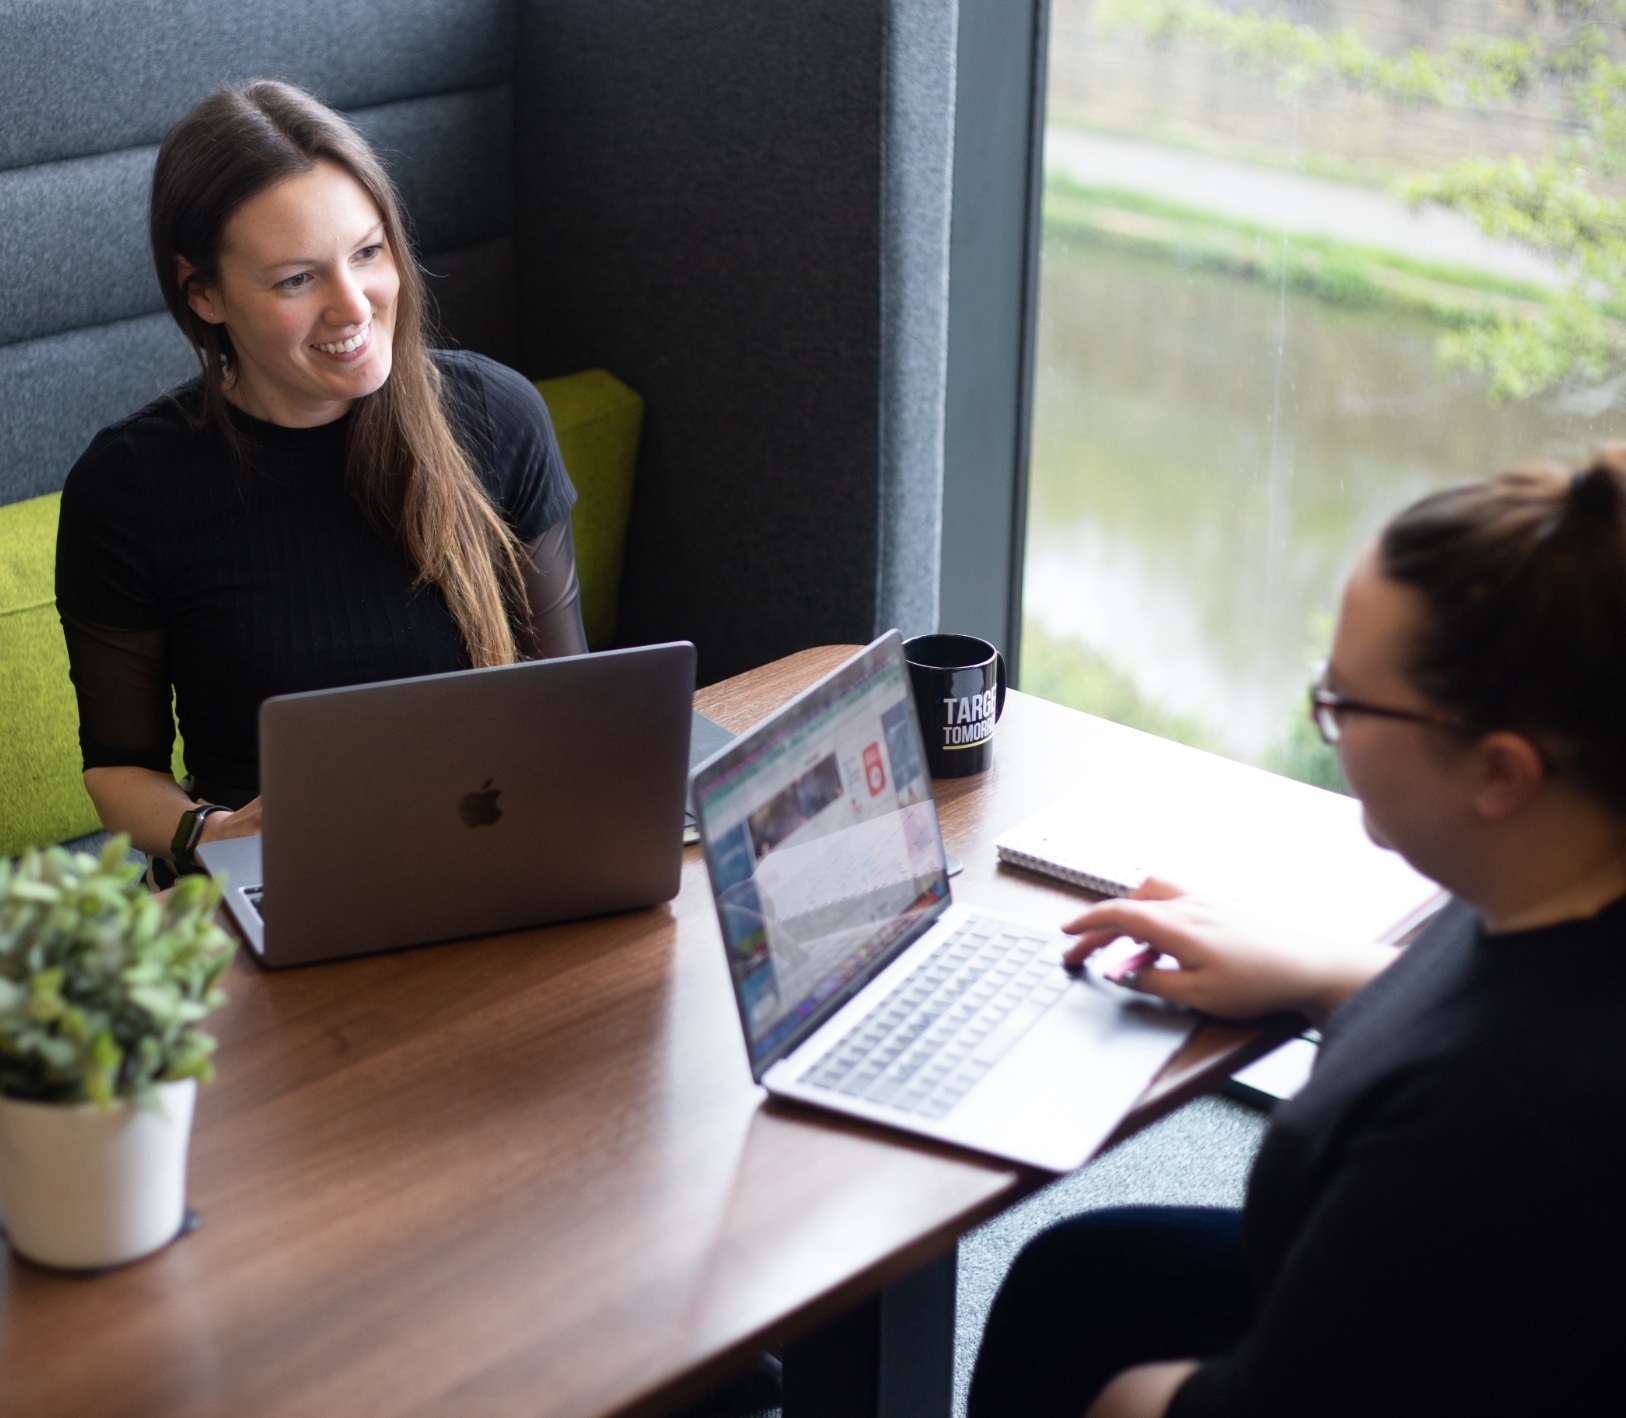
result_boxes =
[800,919,1069,1119]
[243,884,264,920]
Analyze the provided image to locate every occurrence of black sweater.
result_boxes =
[55,351,575,806]
[1171,892,1626,1416]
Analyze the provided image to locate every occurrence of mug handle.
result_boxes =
[994,651,1007,721]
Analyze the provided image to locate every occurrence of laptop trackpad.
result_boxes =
[196,833,263,885]
[195,835,266,954]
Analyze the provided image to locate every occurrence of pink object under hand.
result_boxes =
[1102,945,1159,985]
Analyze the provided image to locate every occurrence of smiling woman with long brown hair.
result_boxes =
[55,81,586,881]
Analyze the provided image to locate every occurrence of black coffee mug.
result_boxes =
[903,633,1007,778]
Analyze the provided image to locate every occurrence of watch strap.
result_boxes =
[171,803,229,874]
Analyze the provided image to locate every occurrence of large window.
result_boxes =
[1021,0,1626,788]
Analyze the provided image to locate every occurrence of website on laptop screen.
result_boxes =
[695,642,949,1071]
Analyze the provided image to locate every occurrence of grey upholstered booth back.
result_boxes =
[0,0,518,511]
[516,0,955,674]
[0,0,956,682]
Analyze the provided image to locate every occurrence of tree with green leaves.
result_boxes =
[1099,0,1626,402]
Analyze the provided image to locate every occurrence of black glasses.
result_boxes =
[1307,669,1464,746]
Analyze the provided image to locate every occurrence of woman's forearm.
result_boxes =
[1085,1360,1200,1418]
[82,766,197,857]
[1303,941,1401,1024]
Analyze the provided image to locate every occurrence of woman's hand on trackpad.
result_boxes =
[1059,877,1393,1023]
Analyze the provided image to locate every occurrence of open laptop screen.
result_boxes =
[693,634,950,1076]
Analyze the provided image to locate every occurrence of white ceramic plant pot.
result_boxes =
[0,1078,196,1270]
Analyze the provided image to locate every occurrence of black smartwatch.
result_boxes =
[170,804,230,875]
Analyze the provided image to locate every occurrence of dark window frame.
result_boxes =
[940,0,1050,682]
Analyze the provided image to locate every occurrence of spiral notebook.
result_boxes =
[996,813,1148,898]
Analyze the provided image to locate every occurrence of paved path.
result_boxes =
[1046,127,1564,289]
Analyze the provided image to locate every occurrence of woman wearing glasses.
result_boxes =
[969,458,1626,1417]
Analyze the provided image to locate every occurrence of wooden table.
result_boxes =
[0,648,1286,1418]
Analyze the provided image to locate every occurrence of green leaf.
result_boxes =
[26,969,64,1023]
[127,983,180,1024]
[7,881,62,905]
[84,1031,122,1110]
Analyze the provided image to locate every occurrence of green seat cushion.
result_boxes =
[1,495,189,859]
[0,494,101,857]
[535,369,643,650]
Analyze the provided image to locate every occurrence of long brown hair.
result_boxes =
[1379,450,1626,816]
[150,80,529,667]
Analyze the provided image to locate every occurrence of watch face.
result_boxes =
[173,805,223,862]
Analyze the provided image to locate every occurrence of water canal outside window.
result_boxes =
[1021,0,1626,789]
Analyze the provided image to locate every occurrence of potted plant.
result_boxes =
[0,837,233,1269]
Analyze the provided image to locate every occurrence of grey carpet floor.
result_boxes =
[951,1093,1267,1416]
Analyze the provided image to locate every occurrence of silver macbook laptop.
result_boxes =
[689,632,1192,1173]
[199,642,697,968]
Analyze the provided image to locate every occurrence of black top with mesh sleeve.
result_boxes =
[55,350,577,808]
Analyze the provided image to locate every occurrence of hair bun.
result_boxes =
[1569,465,1623,520]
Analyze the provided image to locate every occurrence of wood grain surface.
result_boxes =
[0,645,1279,1418]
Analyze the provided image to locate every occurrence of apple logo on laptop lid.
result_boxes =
[459,778,503,829]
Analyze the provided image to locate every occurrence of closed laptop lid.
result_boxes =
[256,642,696,966]
[690,632,950,1079]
